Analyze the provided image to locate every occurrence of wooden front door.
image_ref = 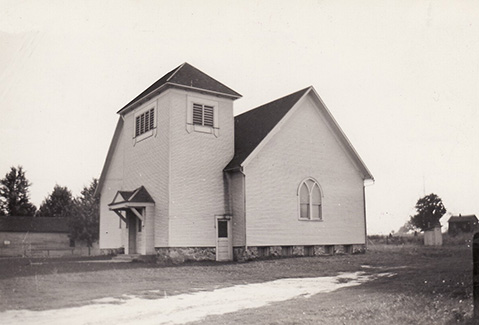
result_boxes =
[128,213,137,254]
[216,217,232,261]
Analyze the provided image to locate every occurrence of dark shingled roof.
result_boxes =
[0,217,70,233]
[118,190,135,202]
[118,62,241,115]
[448,215,478,223]
[109,186,155,206]
[225,87,310,170]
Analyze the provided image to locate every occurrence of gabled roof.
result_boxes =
[448,215,478,223]
[225,87,374,181]
[118,62,242,115]
[225,87,310,170]
[0,217,70,233]
[109,186,155,206]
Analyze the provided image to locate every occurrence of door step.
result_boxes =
[111,254,140,262]
[111,254,156,263]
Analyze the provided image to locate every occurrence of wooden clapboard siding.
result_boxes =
[168,88,234,247]
[99,118,125,249]
[99,91,171,250]
[121,92,170,248]
[245,94,366,246]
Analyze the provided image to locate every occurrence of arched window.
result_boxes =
[298,178,323,220]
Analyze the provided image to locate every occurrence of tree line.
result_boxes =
[0,166,99,247]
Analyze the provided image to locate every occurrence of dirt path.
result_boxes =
[0,271,391,325]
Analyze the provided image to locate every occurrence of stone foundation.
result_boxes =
[100,248,125,256]
[151,244,365,263]
[156,247,216,264]
[234,244,366,262]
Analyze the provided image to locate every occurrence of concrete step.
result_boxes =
[111,254,140,262]
[111,254,156,263]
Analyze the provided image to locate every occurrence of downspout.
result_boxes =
[223,172,232,215]
[224,166,247,251]
[363,184,367,247]
[363,178,375,248]
[239,167,247,250]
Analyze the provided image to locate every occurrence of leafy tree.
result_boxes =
[70,179,99,247]
[410,193,447,232]
[36,185,74,218]
[397,220,415,234]
[0,166,36,216]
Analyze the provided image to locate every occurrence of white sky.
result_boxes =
[1,0,478,234]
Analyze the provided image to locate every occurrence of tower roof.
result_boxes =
[118,62,241,115]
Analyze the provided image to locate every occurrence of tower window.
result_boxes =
[135,108,155,137]
[186,96,219,136]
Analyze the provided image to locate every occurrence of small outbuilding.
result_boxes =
[448,214,478,235]
[424,225,442,246]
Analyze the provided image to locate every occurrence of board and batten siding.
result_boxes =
[244,94,366,246]
[167,89,235,247]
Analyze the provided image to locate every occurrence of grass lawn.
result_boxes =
[0,243,474,324]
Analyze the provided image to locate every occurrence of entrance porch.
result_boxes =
[108,186,155,255]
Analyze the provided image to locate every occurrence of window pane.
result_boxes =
[312,204,321,220]
[311,184,321,204]
[218,220,228,238]
[300,203,309,219]
[300,183,309,204]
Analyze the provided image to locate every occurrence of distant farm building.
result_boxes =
[0,216,98,257]
[448,215,478,235]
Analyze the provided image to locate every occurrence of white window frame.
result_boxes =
[186,96,219,137]
[297,178,323,221]
[133,100,157,142]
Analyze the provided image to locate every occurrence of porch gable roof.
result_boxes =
[109,186,155,208]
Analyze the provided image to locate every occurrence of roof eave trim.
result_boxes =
[223,165,243,172]
[109,202,155,210]
[308,87,375,181]
[117,82,242,116]
[95,117,124,196]
[167,82,242,99]
[117,84,169,115]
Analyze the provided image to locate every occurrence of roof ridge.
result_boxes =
[168,62,242,98]
[165,62,186,82]
[236,86,311,118]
